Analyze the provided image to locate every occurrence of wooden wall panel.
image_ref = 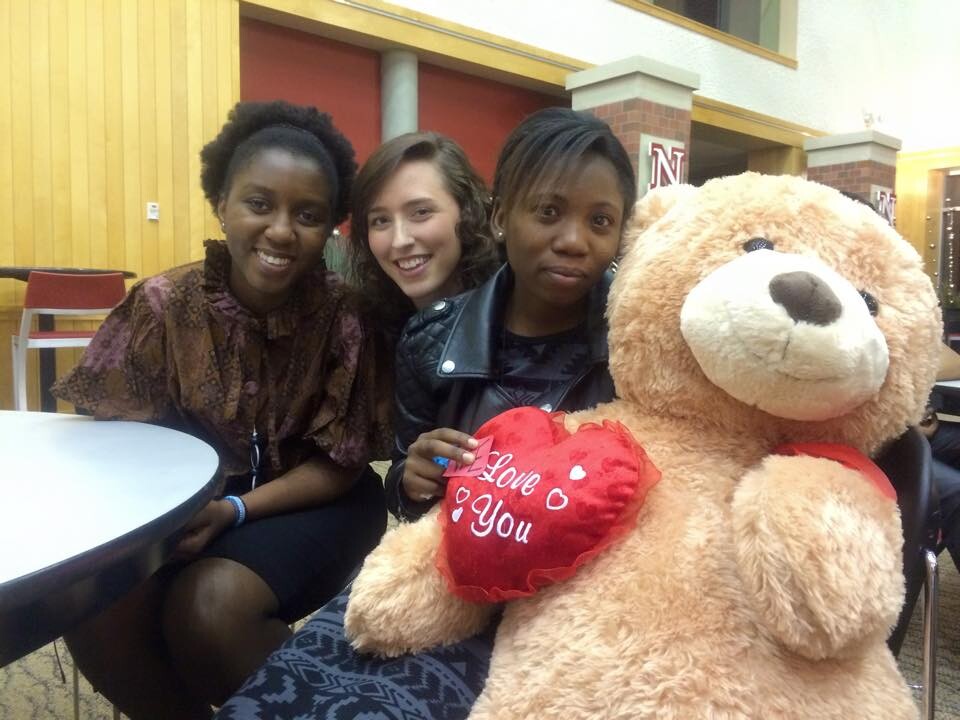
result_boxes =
[0,0,240,410]
[895,147,960,279]
[0,2,14,308]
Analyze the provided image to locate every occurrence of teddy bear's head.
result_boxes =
[609,172,941,454]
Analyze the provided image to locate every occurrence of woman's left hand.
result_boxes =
[174,499,236,556]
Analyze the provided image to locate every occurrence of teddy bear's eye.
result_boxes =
[743,237,774,253]
[859,290,879,316]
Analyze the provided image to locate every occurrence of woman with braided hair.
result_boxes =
[53,100,391,718]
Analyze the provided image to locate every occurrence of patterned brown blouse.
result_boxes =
[53,241,391,493]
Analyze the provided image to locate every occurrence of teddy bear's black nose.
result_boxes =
[769,271,842,326]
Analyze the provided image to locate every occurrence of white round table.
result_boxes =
[0,411,219,666]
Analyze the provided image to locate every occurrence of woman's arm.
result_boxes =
[179,295,393,553]
[53,278,172,421]
[385,322,480,520]
[242,454,361,518]
[176,454,362,555]
[384,333,441,520]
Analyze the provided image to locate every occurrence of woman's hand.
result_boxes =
[919,405,939,439]
[402,428,479,502]
[174,499,236,556]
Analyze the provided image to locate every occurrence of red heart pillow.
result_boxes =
[436,407,660,603]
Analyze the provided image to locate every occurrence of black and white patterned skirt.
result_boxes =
[216,589,495,720]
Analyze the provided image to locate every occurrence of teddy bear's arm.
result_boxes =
[731,454,904,660]
[345,511,496,657]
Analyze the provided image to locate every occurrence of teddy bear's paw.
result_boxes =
[344,516,495,656]
[732,454,904,659]
[346,571,494,656]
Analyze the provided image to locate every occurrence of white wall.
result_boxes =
[391,0,959,152]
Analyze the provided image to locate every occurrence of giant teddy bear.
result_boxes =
[345,172,942,719]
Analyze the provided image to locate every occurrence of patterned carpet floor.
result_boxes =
[2,548,959,719]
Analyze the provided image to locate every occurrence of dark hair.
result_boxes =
[348,132,499,331]
[492,107,637,226]
[200,100,357,227]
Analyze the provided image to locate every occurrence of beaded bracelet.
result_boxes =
[223,495,247,527]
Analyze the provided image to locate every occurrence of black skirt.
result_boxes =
[201,466,387,622]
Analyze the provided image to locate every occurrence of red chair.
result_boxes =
[10,271,127,410]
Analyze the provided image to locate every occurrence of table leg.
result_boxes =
[38,314,57,412]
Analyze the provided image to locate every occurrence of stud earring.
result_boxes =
[220,220,226,232]
[496,230,504,239]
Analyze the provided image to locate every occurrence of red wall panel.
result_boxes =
[419,63,564,184]
[240,18,567,185]
[240,18,381,165]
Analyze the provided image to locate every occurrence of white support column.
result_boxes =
[381,49,418,141]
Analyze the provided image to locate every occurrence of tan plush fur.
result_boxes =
[346,173,941,718]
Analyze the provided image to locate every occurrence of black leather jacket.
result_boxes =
[385,264,616,521]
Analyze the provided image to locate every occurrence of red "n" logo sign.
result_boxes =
[649,142,685,189]
[875,190,896,225]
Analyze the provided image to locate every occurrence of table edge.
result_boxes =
[0,468,219,612]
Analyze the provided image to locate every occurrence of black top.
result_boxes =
[495,324,590,408]
[385,264,616,521]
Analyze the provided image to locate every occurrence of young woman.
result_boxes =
[52,101,391,719]
[216,107,638,719]
[347,131,501,337]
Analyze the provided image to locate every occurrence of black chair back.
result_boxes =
[874,427,938,654]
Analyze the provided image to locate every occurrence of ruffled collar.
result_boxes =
[201,240,333,339]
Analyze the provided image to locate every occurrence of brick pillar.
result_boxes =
[566,56,699,196]
[803,130,901,219]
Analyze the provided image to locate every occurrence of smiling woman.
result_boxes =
[366,159,465,306]
[348,131,501,338]
[218,147,333,314]
[50,101,392,719]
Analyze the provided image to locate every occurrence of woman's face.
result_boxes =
[218,148,331,315]
[493,153,623,331]
[366,159,463,308]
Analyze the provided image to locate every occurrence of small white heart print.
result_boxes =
[452,507,464,523]
[569,465,587,481]
[455,487,470,503]
[545,487,569,511]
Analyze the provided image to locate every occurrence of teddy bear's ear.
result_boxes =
[621,184,697,255]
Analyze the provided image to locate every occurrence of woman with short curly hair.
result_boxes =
[348,131,500,337]
[53,100,391,718]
